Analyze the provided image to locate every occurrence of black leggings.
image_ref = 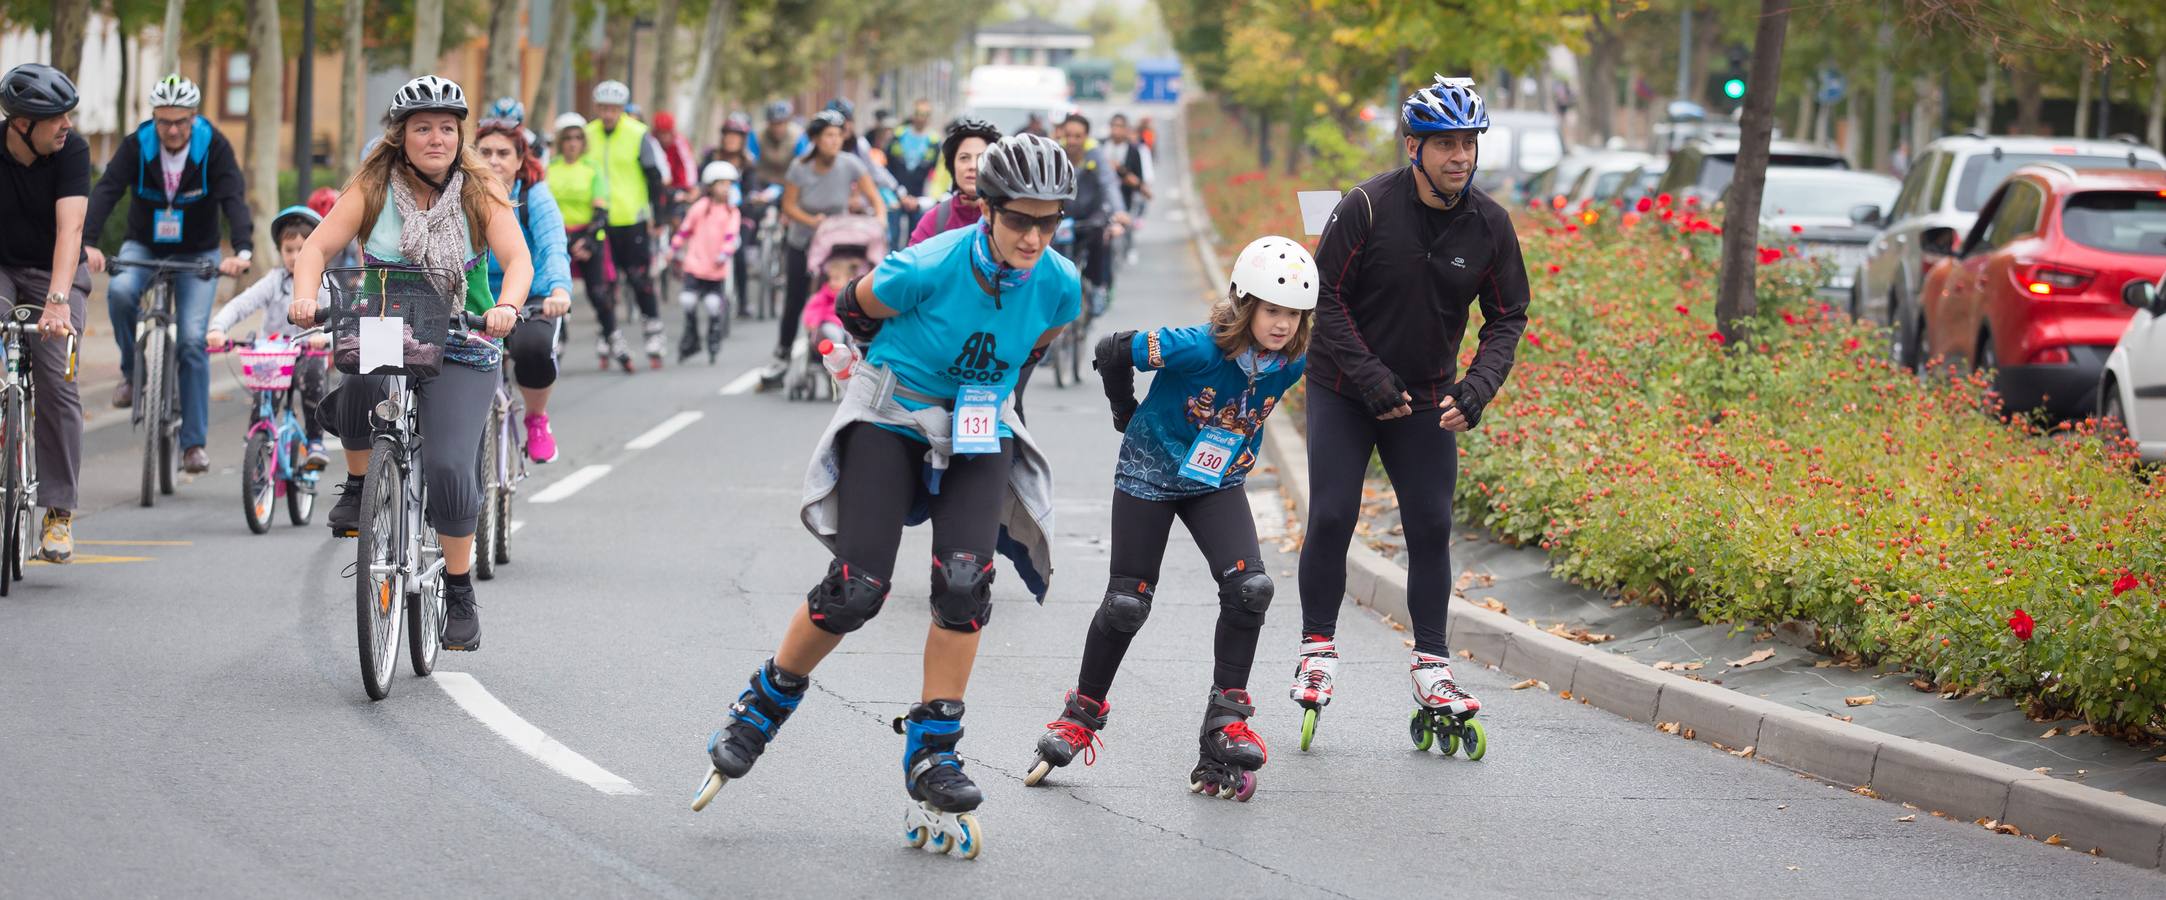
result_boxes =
[568,227,616,337]
[1297,384,1458,655]
[776,243,811,354]
[606,226,661,322]
[1075,487,1265,701]
[832,422,1013,601]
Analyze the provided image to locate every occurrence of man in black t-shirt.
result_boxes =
[0,63,93,564]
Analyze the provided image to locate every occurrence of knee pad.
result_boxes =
[807,559,889,635]
[1216,560,1273,628]
[1093,576,1154,634]
[928,550,995,633]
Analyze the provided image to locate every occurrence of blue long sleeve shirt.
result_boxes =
[488,179,573,301]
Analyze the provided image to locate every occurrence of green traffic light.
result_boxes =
[1723,78,1746,100]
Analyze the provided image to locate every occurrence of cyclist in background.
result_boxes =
[1105,113,1153,263]
[885,99,939,250]
[752,101,806,192]
[585,81,670,368]
[908,117,1000,247]
[476,119,574,464]
[1054,112,1128,316]
[484,96,541,161]
[84,74,255,475]
[0,63,92,563]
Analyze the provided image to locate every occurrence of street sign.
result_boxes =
[1817,69,1847,105]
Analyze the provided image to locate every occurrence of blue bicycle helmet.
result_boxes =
[484,96,525,124]
[1402,75,1489,134]
[269,204,323,241]
[825,97,855,121]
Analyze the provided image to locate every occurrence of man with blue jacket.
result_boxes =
[84,74,254,475]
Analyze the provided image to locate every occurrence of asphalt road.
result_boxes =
[4,107,2163,898]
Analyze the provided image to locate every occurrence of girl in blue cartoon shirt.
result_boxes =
[1023,235,1318,802]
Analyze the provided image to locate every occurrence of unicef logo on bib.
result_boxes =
[946,333,1010,385]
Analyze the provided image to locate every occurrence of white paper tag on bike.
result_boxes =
[1178,426,1245,487]
[1297,191,1342,236]
[359,315,402,374]
[952,386,1000,455]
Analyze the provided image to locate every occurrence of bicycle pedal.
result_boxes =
[442,640,479,652]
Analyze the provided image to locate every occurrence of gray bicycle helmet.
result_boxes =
[388,75,468,122]
[806,109,846,138]
[1,63,79,119]
[976,133,1075,203]
[941,116,1002,176]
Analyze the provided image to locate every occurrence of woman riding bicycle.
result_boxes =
[290,75,532,653]
[475,119,573,464]
[765,109,883,383]
[693,134,1079,858]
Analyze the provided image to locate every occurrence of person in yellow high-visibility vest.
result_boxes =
[584,80,671,368]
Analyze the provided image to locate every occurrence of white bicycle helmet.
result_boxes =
[701,160,740,185]
[148,74,201,110]
[1228,235,1318,310]
[592,80,631,106]
[388,75,468,122]
[553,111,588,133]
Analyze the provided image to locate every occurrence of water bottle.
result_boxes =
[818,339,856,381]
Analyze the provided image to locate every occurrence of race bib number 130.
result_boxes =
[1178,427,1245,487]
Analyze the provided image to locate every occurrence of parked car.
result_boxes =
[1912,163,2166,418]
[2101,275,2166,463]
[1854,133,2165,347]
[1653,137,1848,207]
[1728,168,1899,302]
[1519,149,1652,208]
[1614,161,1669,207]
[1477,110,1566,198]
[1565,151,1659,207]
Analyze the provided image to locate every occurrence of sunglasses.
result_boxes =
[477,117,522,131]
[991,205,1065,237]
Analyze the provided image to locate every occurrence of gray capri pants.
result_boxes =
[325,362,495,537]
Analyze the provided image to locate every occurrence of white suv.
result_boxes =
[2103,276,2166,463]
[1852,133,2165,369]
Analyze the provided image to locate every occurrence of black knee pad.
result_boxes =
[928,550,995,633]
[1093,575,1155,634]
[807,559,889,635]
[1216,560,1273,628]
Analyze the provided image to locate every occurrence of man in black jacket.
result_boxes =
[1289,76,1530,723]
[85,75,253,474]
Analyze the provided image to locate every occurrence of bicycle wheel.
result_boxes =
[492,477,512,565]
[158,336,179,496]
[241,429,275,534]
[474,400,503,581]
[137,335,163,507]
[355,438,405,700]
[1,403,19,596]
[407,524,443,677]
[285,430,316,526]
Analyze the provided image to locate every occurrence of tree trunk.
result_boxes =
[2148,53,2164,151]
[685,0,733,147]
[2010,61,2044,135]
[1871,23,1892,171]
[602,13,633,86]
[1843,92,1860,165]
[2073,65,2092,140]
[1257,110,1273,169]
[1580,16,1620,144]
[158,0,186,76]
[1715,0,1791,344]
[49,0,88,80]
[1794,82,1811,140]
[341,0,365,177]
[1909,76,1939,151]
[531,0,576,128]
[411,0,446,74]
[482,0,525,109]
[649,0,680,116]
[247,0,284,272]
[1975,59,1996,134]
[1686,5,1720,108]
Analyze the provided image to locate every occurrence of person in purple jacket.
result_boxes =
[907,118,1001,247]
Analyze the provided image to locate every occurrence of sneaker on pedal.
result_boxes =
[110,381,133,409]
[181,446,210,474]
[524,413,558,463]
[38,509,71,563]
[442,581,481,651]
[303,441,330,472]
[327,477,363,537]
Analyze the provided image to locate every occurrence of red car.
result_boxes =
[1916,164,2166,417]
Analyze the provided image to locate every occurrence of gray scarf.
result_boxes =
[390,165,470,295]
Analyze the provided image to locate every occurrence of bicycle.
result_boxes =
[1048,218,1099,389]
[475,307,542,581]
[755,204,785,320]
[318,264,503,700]
[106,256,216,508]
[0,304,76,596]
[220,334,327,534]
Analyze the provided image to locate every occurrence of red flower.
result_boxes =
[1526,333,1544,348]
[1707,331,1726,345]
[1657,193,1673,207]
[2112,574,2140,596]
[1660,209,1676,221]
[1781,311,1798,325]
[1789,224,1804,234]
[1844,337,1861,351]
[1756,247,1783,265]
[1635,196,1654,213]
[1675,304,1690,315]
[1565,224,1579,234]
[2008,608,2034,641]
[1685,196,1700,207]
[1546,263,1562,274]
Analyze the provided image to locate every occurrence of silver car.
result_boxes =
[1731,168,1900,303]
[1851,133,2166,365]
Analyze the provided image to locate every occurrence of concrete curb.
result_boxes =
[1176,112,2166,870]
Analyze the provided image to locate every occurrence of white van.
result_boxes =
[965,65,1070,134]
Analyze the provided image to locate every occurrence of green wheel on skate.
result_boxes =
[1299,707,1319,752]
[1461,716,1488,761]
[1408,709,1433,751]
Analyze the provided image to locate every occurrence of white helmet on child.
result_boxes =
[1228,235,1319,311]
[701,160,740,185]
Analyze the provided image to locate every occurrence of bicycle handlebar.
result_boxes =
[105,256,220,279]
[311,306,534,332]
[0,321,78,382]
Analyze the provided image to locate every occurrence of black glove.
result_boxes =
[1361,374,1411,418]
[1441,381,1485,429]
[1094,330,1139,433]
[836,275,883,342]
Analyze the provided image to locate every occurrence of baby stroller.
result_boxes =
[786,214,887,401]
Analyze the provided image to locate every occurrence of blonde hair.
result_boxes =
[345,114,507,255]
[1209,291,1313,360]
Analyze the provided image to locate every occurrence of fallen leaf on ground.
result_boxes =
[1658,721,1681,734]
[1456,648,1472,658]
[1455,571,1476,590]
[1476,573,1496,587]
[1777,804,1789,810]
[1896,814,1917,822]
[1610,599,1630,608]
[2041,727,2061,739]
[2032,767,2052,775]
[2045,834,2065,846]
[1910,677,1935,692]
[1682,727,1697,740]
[1729,648,1777,668]
[1478,596,1508,613]
[1729,745,1756,758]
[1559,690,1575,700]
[1546,623,1615,644]
[1844,695,1878,707]
[1404,639,1416,648]
[1785,866,1801,872]
[1511,679,1541,690]
[2068,724,2095,736]
[1852,785,1881,799]
[1654,661,1677,670]
[1827,714,1854,723]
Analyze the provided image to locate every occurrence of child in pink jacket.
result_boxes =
[670,161,744,361]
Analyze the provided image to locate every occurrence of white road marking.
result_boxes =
[433,672,640,795]
[528,464,612,504]
[509,519,526,535]
[1250,488,1286,540]
[719,367,765,395]
[624,410,703,450]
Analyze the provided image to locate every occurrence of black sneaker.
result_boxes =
[442,581,480,651]
[327,478,363,537]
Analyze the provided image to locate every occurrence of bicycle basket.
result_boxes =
[237,342,300,391]
[324,265,458,377]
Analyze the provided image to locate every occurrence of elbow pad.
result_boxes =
[836,275,883,342]
[1094,331,1139,431]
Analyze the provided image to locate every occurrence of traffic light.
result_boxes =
[1723,76,1746,100]
[1716,46,1749,111]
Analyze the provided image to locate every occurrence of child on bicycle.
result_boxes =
[206,205,332,470]
[669,161,742,362]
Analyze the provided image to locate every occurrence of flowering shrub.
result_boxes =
[1184,104,2166,731]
